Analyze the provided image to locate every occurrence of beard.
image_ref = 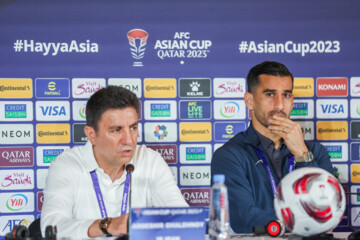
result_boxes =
[253,109,288,128]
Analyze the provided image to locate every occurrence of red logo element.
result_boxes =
[317,78,348,97]
[293,173,321,194]
[181,188,210,206]
[280,208,294,231]
[127,29,149,67]
[0,147,34,167]
[147,145,177,164]
[1,172,32,188]
[37,192,44,211]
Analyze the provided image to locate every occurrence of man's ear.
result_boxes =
[244,92,254,111]
[84,125,96,145]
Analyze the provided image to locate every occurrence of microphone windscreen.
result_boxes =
[126,164,135,173]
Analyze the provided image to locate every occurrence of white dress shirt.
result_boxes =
[41,141,188,239]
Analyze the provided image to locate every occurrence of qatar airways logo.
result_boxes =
[181,188,210,206]
[72,78,106,98]
[213,78,245,98]
[0,170,34,190]
[127,29,149,67]
[316,78,348,97]
[0,147,33,167]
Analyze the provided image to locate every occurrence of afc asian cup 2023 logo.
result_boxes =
[127,29,149,67]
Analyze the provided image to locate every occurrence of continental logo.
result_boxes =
[351,164,360,183]
[179,122,211,142]
[293,78,314,97]
[144,78,176,98]
[36,124,70,143]
[317,121,348,140]
[0,79,32,98]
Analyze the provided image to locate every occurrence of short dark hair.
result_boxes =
[246,61,294,94]
[86,85,139,131]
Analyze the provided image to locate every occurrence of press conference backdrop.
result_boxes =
[1,0,360,237]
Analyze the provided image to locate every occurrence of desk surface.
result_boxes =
[228,232,350,240]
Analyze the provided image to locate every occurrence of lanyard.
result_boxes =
[254,148,294,196]
[90,170,131,218]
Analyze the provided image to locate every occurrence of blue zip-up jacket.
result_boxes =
[211,124,333,233]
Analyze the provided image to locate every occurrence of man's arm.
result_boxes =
[40,159,95,238]
[87,215,128,237]
[41,157,129,238]
[211,146,277,233]
[267,115,333,174]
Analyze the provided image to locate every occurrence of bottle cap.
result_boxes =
[213,174,225,183]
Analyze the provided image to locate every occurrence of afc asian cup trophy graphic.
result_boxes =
[127,29,149,67]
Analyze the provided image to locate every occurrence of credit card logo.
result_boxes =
[144,101,177,120]
[0,102,33,121]
[290,100,314,119]
[180,144,212,164]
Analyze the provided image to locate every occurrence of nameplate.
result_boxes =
[130,207,208,240]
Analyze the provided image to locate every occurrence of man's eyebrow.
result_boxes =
[262,89,276,93]
[262,89,293,94]
[130,121,139,127]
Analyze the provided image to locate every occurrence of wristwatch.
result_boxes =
[99,217,112,235]
[294,151,314,162]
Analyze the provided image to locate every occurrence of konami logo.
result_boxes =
[316,78,348,97]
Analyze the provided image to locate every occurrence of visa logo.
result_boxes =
[40,106,66,116]
[320,104,344,113]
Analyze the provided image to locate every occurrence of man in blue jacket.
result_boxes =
[211,61,333,233]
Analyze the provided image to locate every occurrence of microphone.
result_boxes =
[125,164,135,234]
[126,164,135,174]
[253,220,286,237]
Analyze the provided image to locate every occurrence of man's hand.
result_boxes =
[88,214,129,238]
[108,214,129,236]
[268,115,308,157]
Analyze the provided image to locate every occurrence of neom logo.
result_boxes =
[6,194,28,211]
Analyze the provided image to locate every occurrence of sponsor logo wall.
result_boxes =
[1,0,360,235]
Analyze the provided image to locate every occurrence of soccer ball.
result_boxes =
[274,167,345,237]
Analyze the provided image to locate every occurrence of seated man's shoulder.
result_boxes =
[50,144,87,170]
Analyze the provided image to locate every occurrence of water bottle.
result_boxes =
[208,174,229,240]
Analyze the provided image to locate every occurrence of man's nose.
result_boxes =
[274,95,284,110]
[121,129,135,144]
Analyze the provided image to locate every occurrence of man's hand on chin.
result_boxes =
[88,214,129,238]
[267,115,308,157]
